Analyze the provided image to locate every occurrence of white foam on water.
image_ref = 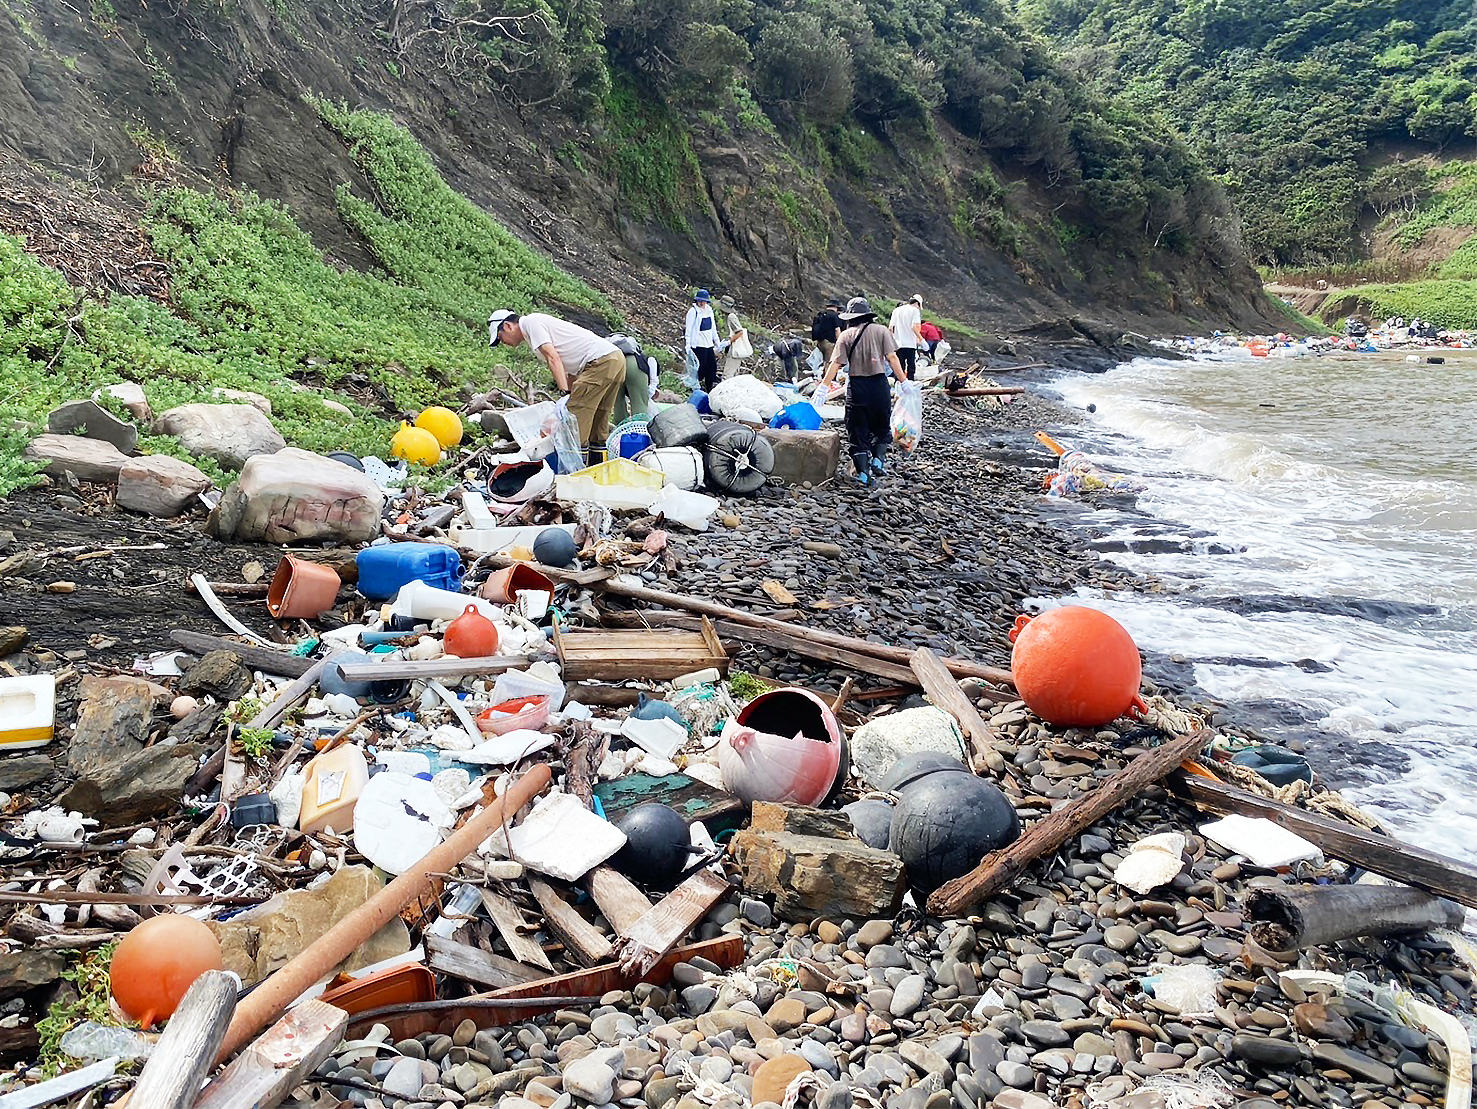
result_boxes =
[1042,351,1477,859]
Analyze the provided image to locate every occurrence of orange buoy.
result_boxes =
[443,604,499,659]
[109,915,223,1028]
[1009,606,1144,726]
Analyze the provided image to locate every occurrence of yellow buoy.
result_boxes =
[391,421,442,466]
[416,406,464,448]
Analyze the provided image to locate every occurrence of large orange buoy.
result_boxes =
[110,915,223,1028]
[1009,606,1144,726]
[443,604,499,659]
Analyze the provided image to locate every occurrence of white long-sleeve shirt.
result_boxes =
[685,304,717,350]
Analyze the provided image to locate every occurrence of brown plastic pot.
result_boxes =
[479,562,556,604]
[266,555,341,619]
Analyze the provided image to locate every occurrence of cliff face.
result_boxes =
[0,0,1283,340]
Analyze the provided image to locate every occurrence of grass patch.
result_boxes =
[1263,293,1334,336]
[1,105,622,496]
[35,945,118,1077]
[1388,162,1477,248]
[598,79,702,229]
[868,296,987,341]
[1333,279,1477,329]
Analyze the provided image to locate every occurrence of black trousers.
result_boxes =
[846,373,891,469]
[694,347,719,391]
[896,347,918,380]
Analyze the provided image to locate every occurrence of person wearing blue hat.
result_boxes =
[685,288,719,391]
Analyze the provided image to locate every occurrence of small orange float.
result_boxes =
[1009,607,1144,726]
[443,604,500,659]
[109,915,223,1028]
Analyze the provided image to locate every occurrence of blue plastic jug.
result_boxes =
[356,543,463,601]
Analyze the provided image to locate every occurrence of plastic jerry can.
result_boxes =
[299,744,370,835]
[356,543,463,602]
[0,675,56,750]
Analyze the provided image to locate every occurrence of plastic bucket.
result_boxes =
[479,562,556,604]
[648,403,708,448]
[266,555,341,619]
[356,543,462,601]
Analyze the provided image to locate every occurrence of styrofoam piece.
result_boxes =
[457,728,556,766]
[0,674,55,751]
[480,790,626,881]
[377,751,432,777]
[353,771,455,874]
[452,523,578,554]
[460,488,498,530]
[650,485,719,531]
[1113,832,1187,893]
[1199,814,1322,869]
[621,715,687,760]
[491,664,566,711]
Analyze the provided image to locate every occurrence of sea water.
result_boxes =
[1042,349,1477,860]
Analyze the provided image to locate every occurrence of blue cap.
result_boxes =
[694,289,711,302]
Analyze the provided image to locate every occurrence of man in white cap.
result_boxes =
[488,309,627,465]
[888,294,924,381]
[818,297,907,486]
[685,289,719,391]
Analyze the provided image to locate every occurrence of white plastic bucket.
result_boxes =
[634,446,705,491]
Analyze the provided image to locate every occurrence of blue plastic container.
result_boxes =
[618,431,652,459]
[770,401,823,431]
[689,390,712,415]
[356,543,463,601]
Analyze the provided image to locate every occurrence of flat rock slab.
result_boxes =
[730,825,905,922]
[154,403,285,469]
[24,434,130,483]
[116,454,212,516]
[0,753,55,790]
[0,950,66,1000]
[47,399,138,453]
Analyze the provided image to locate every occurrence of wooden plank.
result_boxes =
[170,629,313,677]
[353,935,745,1043]
[529,878,613,966]
[596,579,1015,688]
[126,970,236,1109]
[0,1058,117,1109]
[425,934,546,989]
[911,646,997,774]
[194,1001,347,1109]
[612,869,731,974]
[1177,775,1477,910]
[334,655,526,681]
[479,889,554,971]
[928,726,1208,915]
[585,866,655,934]
[593,772,745,831]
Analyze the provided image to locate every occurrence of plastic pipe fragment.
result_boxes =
[215,763,552,1062]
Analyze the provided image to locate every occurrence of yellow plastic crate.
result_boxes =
[565,457,666,491]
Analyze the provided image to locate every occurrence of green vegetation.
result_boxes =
[235,726,275,760]
[1014,0,1476,266]
[0,105,620,496]
[727,670,770,701]
[598,79,703,227]
[1336,279,1477,329]
[35,945,118,1077]
[1264,294,1334,336]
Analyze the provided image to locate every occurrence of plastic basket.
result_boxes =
[605,415,651,459]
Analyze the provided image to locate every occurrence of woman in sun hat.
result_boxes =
[818,297,908,486]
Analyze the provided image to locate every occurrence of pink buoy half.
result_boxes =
[719,687,844,806]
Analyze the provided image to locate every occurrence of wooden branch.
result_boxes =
[611,869,731,975]
[911,646,997,774]
[596,580,1014,688]
[194,1000,347,1109]
[529,878,613,966]
[1177,775,1477,909]
[928,726,1208,915]
[170,630,313,677]
[332,655,526,682]
[127,970,236,1109]
[426,934,546,990]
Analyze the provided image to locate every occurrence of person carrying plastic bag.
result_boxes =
[818,297,909,486]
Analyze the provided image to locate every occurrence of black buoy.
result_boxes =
[612,803,691,885]
[888,774,1020,892]
[842,799,895,849]
[877,751,970,793]
[533,527,578,567]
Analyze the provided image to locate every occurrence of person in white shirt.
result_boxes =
[488,309,627,463]
[888,294,924,381]
[685,289,719,391]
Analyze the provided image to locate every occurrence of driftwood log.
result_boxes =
[1245,883,1465,954]
[929,726,1207,916]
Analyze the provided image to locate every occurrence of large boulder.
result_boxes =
[153,403,285,469]
[209,447,384,544]
[116,455,212,516]
[23,434,130,483]
[756,428,841,486]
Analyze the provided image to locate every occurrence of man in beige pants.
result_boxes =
[489,309,627,464]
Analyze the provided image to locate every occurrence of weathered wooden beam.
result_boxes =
[478,889,554,971]
[194,1001,347,1109]
[426,934,546,990]
[529,878,613,967]
[910,646,1000,773]
[1178,775,1477,910]
[170,630,313,677]
[585,867,655,934]
[126,970,236,1109]
[611,869,731,974]
[929,726,1207,915]
[333,656,526,682]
